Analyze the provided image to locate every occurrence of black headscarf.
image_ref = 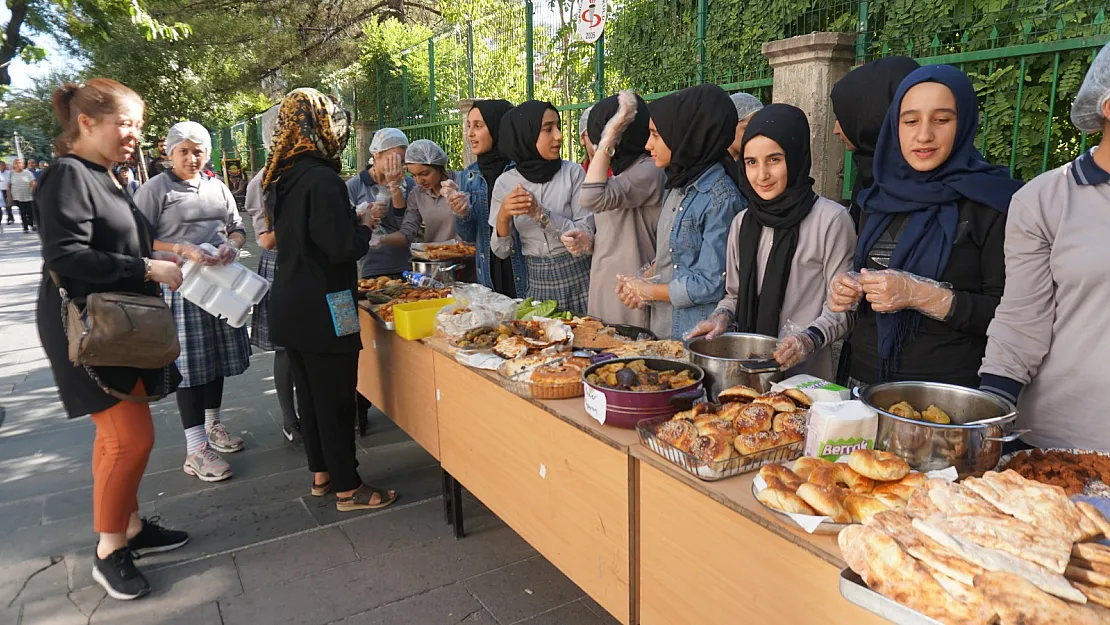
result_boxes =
[733,104,820,337]
[586,94,651,175]
[830,56,920,201]
[473,99,514,202]
[498,100,563,184]
[647,84,737,189]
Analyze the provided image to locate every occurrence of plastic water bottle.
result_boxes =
[402,271,445,289]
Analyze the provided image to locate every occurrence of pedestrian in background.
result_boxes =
[0,160,12,224]
[135,121,251,483]
[118,166,140,196]
[37,77,189,601]
[10,158,38,232]
[264,88,398,512]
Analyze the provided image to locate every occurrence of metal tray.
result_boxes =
[637,416,803,482]
[839,568,942,625]
[750,479,851,535]
[368,305,395,331]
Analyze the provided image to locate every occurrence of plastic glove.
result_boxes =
[560,230,594,256]
[216,243,239,265]
[774,331,818,370]
[685,313,729,341]
[858,268,954,320]
[616,276,647,310]
[377,152,404,187]
[151,250,185,267]
[173,242,218,266]
[828,271,863,313]
[598,90,638,150]
[443,181,469,217]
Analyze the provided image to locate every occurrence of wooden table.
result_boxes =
[354,314,886,624]
[433,349,639,624]
[631,445,888,625]
[357,308,441,459]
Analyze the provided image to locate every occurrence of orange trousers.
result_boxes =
[90,381,154,534]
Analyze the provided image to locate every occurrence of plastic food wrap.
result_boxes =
[434,283,519,338]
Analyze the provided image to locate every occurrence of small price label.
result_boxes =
[584,385,606,424]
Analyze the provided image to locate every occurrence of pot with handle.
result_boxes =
[581,357,706,429]
[854,381,1026,477]
[410,259,465,284]
[684,332,785,401]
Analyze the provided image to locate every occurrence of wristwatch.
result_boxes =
[142,257,153,281]
[536,210,551,228]
[599,143,616,158]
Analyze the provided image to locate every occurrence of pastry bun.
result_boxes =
[718,384,760,404]
[844,493,892,524]
[792,456,833,480]
[848,449,911,482]
[689,434,735,464]
[783,388,813,408]
[757,487,816,515]
[759,463,804,491]
[753,392,797,413]
[810,463,876,494]
[655,420,698,453]
[796,483,851,523]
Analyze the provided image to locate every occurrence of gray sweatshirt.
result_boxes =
[980,152,1110,450]
[713,197,856,381]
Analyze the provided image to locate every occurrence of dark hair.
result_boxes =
[51,78,144,154]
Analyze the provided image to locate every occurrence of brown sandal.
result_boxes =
[336,485,398,512]
[311,480,331,497]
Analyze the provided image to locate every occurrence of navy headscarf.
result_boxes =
[856,64,1023,378]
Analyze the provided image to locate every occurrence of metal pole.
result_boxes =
[855,0,869,64]
[696,0,707,84]
[594,33,605,101]
[429,38,437,119]
[525,0,535,100]
[375,60,384,130]
[467,22,475,99]
[402,54,409,123]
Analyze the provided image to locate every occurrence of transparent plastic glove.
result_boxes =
[216,243,239,265]
[443,180,469,217]
[615,275,647,310]
[151,250,185,267]
[828,270,863,313]
[774,331,818,370]
[173,242,218,266]
[367,235,383,250]
[858,268,954,320]
[598,89,638,149]
[560,229,594,256]
[685,313,729,341]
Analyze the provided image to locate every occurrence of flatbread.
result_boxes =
[975,571,1104,625]
[1074,542,1110,566]
[962,471,1090,542]
[923,514,1073,573]
[1066,564,1110,588]
[1073,581,1110,610]
[865,511,984,586]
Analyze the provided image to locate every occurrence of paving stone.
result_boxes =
[234,526,358,591]
[219,524,535,625]
[463,557,585,625]
[18,593,87,625]
[340,500,454,560]
[135,445,309,508]
[0,516,94,571]
[0,458,93,505]
[0,498,42,533]
[335,583,484,625]
[514,600,612,625]
[0,559,56,608]
[581,596,622,625]
[64,572,103,609]
[0,605,19,625]
[89,556,240,624]
[8,558,68,607]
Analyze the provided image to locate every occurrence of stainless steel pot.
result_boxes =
[410,259,466,284]
[854,381,1026,477]
[684,332,784,401]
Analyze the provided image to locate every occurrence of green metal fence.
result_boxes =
[223,0,1108,188]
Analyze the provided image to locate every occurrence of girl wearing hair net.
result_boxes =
[980,42,1110,452]
[348,128,417,278]
[722,92,764,186]
[373,139,466,246]
[134,121,251,483]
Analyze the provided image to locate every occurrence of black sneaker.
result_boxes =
[92,547,150,601]
[127,516,189,556]
[282,425,304,447]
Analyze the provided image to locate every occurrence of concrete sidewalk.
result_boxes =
[0,226,618,625]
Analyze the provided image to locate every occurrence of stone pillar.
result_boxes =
[353,120,375,170]
[763,33,856,201]
[458,98,477,168]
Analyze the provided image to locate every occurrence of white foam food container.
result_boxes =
[178,244,270,328]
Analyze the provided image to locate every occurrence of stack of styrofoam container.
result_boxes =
[178,244,270,328]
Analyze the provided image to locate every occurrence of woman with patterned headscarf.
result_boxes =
[264,88,398,513]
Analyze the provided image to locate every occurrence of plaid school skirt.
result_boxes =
[165,287,252,388]
[250,249,278,351]
[524,252,592,316]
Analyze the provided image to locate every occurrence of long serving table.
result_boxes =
[356,306,888,625]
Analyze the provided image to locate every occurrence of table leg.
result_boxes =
[450,475,465,539]
[441,467,453,525]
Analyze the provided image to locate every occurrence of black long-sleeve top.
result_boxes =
[269,156,372,353]
[848,199,1006,387]
[36,155,180,417]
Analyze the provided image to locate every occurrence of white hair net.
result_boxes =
[1072,42,1110,133]
[165,121,212,155]
[369,128,409,155]
[579,105,593,138]
[405,139,448,167]
[729,92,764,122]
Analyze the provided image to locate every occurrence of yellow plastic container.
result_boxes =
[393,297,455,340]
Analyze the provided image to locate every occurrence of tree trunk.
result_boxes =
[0,0,29,87]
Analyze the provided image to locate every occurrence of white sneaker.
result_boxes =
[206,422,245,453]
[183,444,232,482]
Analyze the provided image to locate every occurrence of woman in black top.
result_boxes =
[37,78,189,601]
[829,65,1023,387]
[263,88,398,512]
